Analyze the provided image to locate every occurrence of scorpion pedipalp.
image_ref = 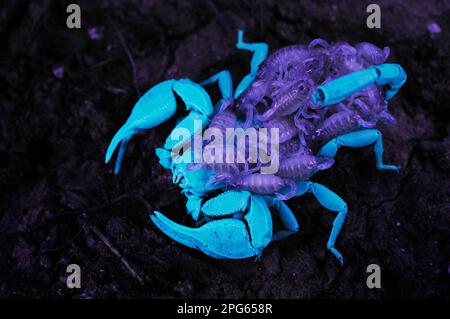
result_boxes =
[151,191,272,258]
[106,79,213,173]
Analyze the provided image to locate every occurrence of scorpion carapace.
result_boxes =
[105,30,406,264]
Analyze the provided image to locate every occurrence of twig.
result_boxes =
[89,223,145,286]
[101,84,129,95]
[259,0,265,35]
[204,0,231,33]
[90,56,120,69]
[38,219,88,255]
[107,15,140,98]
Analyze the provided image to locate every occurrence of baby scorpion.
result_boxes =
[262,117,298,143]
[312,110,376,144]
[213,171,297,201]
[277,154,335,180]
[257,79,314,122]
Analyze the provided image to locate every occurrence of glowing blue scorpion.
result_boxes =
[105,30,406,264]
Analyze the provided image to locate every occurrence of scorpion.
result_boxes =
[105,30,406,264]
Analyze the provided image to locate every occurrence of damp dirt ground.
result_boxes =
[0,0,449,298]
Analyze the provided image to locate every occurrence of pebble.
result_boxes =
[88,27,103,41]
[52,67,64,79]
[427,22,441,35]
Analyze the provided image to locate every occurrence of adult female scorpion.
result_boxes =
[105,30,406,264]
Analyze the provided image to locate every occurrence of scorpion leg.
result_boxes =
[234,29,269,99]
[295,181,348,265]
[263,196,299,241]
[317,129,400,171]
[200,70,234,112]
[240,103,255,128]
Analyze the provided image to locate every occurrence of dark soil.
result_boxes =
[0,0,449,298]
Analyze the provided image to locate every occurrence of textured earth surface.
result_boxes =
[0,0,449,298]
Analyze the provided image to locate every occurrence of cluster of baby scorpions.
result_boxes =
[105,30,406,263]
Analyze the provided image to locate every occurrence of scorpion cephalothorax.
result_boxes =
[105,30,406,264]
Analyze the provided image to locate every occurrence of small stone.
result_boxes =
[427,22,441,35]
[88,27,103,41]
[52,67,64,79]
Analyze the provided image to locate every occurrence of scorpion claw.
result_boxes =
[164,79,213,150]
[150,193,272,258]
[106,79,213,173]
[105,80,178,173]
[173,79,214,118]
[150,211,259,259]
